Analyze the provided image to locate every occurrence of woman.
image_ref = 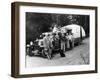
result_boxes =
[68,31,74,49]
[65,33,70,50]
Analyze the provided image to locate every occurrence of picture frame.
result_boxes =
[11,2,98,78]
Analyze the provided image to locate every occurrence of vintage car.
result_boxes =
[26,32,64,58]
[26,33,51,57]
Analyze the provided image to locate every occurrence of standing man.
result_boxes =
[52,32,65,57]
[60,33,66,52]
[43,33,52,59]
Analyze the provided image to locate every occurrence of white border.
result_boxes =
[19,6,95,74]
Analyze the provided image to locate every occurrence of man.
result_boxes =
[60,33,66,52]
[52,33,65,57]
[43,33,52,59]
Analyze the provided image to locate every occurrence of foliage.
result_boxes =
[26,12,89,44]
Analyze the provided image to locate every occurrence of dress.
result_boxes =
[68,34,74,49]
[65,35,70,49]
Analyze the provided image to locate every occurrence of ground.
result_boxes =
[26,38,89,68]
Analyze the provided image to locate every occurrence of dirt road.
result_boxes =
[26,38,89,68]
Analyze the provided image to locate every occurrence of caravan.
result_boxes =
[61,24,86,45]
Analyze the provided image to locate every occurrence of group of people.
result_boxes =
[40,30,74,59]
[26,30,74,60]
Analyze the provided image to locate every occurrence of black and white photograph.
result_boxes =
[11,2,97,78]
[25,12,90,67]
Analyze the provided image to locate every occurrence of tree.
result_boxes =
[26,12,89,44]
